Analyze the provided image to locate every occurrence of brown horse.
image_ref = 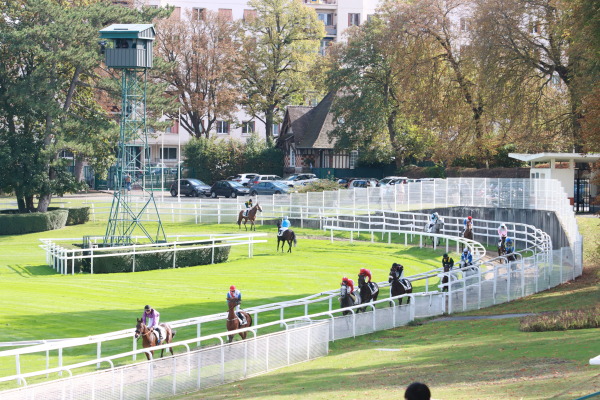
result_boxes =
[237,203,262,231]
[226,298,252,343]
[462,221,473,251]
[276,221,297,252]
[134,318,175,360]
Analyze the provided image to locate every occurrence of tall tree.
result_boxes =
[238,0,325,144]
[0,0,167,212]
[154,10,242,138]
[326,15,435,168]
[474,0,585,151]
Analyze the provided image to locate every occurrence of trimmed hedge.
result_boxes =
[0,209,69,235]
[79,244,231,274]
[47,207,90,226]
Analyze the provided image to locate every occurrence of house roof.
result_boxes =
[508,152,600,163]
[99,24,156,40]
[280,92,338,149]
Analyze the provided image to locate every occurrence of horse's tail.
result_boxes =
[237,212,242,226]
[293,233,297,247]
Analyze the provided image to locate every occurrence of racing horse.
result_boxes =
[424,218,444,247]
[276,221,297,253]
[498,234,507,260]
[357,274,379,312]
[134,319,175,360]
[226,297,253,343]
[462,220,473,251]
[237,203,262,231]
[388,263,413,305]
[339,283,361,315]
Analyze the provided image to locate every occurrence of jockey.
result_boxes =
[341,276,357,303]
[463,216,473,232]
[359,268,376,294]
[142,305,162,344]
[460,248,473,266]
[428,212,440,232]
[505,238,515,254]
[227,285,246,325]
[278,216,291,237]
[442,253,455,271]
[498,223,508,240]
[243,199,253,217]
[391,262,404,279]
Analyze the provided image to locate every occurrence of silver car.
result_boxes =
[249,181,292,196]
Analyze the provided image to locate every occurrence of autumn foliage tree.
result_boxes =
[155,10,242,138]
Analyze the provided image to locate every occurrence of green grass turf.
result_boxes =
[2,215,599,399]
[173,216,599,400]
[0,220,443,381]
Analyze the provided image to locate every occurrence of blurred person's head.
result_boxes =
[405,382,431,400]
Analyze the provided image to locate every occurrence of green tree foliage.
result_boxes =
[326,15,434,169]
[0,0,167,212]
[184,136,283,184]
[238,0,325,143]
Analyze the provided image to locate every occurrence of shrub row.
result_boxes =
[65,207,90,226]
[77,243,231,274]
[519,305,600,332]
[0,209,69,235]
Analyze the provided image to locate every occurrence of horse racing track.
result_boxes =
[0,178,584,399]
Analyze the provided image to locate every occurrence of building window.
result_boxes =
[290,148,296,168]
[217,120,230,134]
[243,9,257,22]
[319,38,333,56]
[348,13,360,26]
[161,147,177,160]
[350,150,358,169]
[242,121,255,135]
[192,8,206,20]
[218,8,233,21]
[165,120,179,134]
[318,12,333,26]
[272,124,279,137]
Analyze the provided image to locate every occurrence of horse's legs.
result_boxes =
[228,335,234,343]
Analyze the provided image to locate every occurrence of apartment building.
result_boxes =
[119,0,380,169]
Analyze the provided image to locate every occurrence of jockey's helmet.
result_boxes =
[284,216,288,220]
[229,285,236,291]
[359,268,367,275]
[144,305,151,311]
[342,276,348,283]
[506,238,512,243]
[500,223,506,228]
[467,216,472,220]
[463,248,469,254]
[443,253,448,258]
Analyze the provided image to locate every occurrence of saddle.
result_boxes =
[236,311,247,325]
[400,279,412,291]
[153,326,165,344]
[368,282,378,295]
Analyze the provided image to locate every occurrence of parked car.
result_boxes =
[210,180,250,198]
[249,181,292,196]
[347,178,379,189]
[146,162,176,176]
[232,173,259,186]
[248,174,284,186]
[169,179,211,197]
[282,173,319,187]
[378,176,408,186]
